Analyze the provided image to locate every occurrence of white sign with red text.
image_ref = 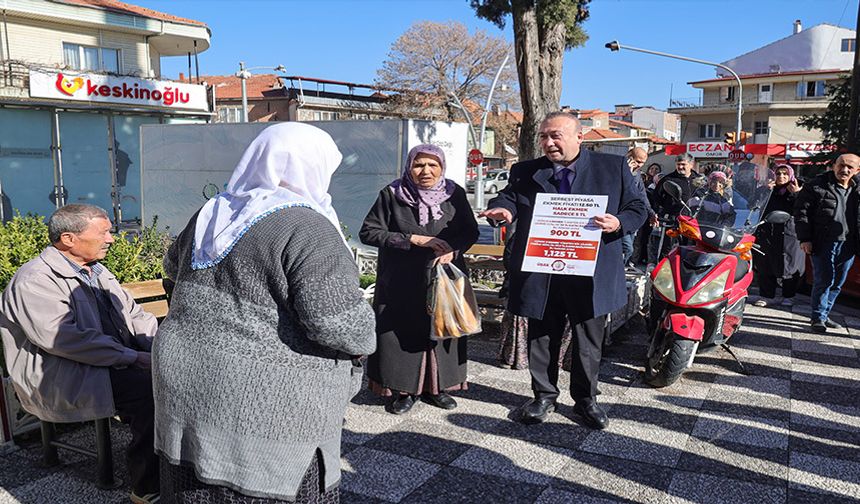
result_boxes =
[785,142,838,158]
[686,142,733,158]
[521,193,607,277]
[29,68,209,111]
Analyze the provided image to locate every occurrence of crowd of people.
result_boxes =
[0,115,858,503]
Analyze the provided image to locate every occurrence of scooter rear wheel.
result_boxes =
[645,330,697,388]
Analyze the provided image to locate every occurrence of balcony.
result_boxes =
[668,94,830,115]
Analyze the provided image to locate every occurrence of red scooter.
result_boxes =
[645,172,789,387]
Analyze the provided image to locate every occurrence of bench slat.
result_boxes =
[122,279,166,299]
[140,300,169,319]
[466,244,504,257]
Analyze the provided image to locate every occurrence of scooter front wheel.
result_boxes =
[644,329,698,388]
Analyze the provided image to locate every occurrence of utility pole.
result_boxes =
[847,3,860,151]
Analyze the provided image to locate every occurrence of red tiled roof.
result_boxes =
[648,136,676,145]
[583,128,625,140]
[54,0,207,26]
[609,118,650,130]
[689,68,847,85]
[203,74,284,100]
[577,109,607,119]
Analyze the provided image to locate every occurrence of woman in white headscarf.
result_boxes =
[153,122,376,504]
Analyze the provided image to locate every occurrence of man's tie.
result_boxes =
[557,168,571,194]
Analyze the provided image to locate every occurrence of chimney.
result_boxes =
[793,19,802,34]
[179,72,185,81]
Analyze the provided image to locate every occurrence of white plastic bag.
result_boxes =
[427,263,482,340]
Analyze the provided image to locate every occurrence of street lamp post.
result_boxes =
[448,53,510,209]
[236,62,287,123]
[605,41,743,143]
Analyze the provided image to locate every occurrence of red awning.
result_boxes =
[744,144,785,156]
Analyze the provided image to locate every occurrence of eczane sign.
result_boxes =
[686,142,732,158]
[785,142,838,158]
[29,68,209,112]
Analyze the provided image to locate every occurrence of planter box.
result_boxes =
[1,376,40,449]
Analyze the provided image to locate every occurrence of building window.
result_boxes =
[797,80,826,98]
[699,123,721,139]
[63,43,120,73]
[754,121,768,135]
[842,38,856,52]
[217,106,242,123]
[720,86,736,102]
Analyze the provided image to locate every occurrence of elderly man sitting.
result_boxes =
[0,204,159,504]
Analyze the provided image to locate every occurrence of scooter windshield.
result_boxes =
[691,161,774,237]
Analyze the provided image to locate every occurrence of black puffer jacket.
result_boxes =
[652,171,706,219]
[794,171,860,251]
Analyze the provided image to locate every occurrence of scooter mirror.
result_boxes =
[663,181,683,201]
[764,210,791,225]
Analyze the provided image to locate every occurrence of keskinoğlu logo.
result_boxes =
[54,73,191,106]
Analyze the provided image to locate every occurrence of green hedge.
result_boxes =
[0,214,170,376]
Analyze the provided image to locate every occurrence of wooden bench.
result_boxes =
[123,279,170,319]
[464,244,507,312]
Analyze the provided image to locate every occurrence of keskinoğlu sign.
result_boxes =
[29,68,209,112]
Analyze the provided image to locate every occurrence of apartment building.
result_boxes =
[669,21,855,168]
[0,0,211,225]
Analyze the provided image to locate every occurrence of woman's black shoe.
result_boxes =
[423,392,457,410]
[387,395,416,415]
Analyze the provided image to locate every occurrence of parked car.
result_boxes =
[466,170,509,194]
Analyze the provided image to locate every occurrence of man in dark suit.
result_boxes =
[480,112,647,429]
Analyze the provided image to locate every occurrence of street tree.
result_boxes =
[376,20,517,122]
[797,76,852,162]
[471,0,590,160]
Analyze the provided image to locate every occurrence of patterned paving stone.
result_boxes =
[790,380,860,408]
[341,447,440,503]
[553,450,675,503]
[788,452,860,500]
[342,408,406,445]
[678,437,788,486]
[790,399,860,433]
[450,434,573,486]
[791,338,858,358]
[362,420,484,465]
[664,472,785,504]
[789,424,860,465]
[691,411,788,449]
[534,487,625,504]
[0,471,128,504]
[403,466,544,504]
[791,362,860,387]
[578,399,693,468]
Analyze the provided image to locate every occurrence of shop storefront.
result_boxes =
[0,67,211,227]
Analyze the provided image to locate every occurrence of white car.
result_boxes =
[466,170,510,194]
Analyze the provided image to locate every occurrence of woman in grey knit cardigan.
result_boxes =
[153,123,376,503]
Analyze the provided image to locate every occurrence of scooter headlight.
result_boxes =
[652,261,676,302]
[688,270,730,305]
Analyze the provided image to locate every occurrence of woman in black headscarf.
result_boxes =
[753,164,805,307]
[360,144,479,415]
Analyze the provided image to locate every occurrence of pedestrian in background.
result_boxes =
[480,112,646,430]
[794,153,860,333]
[623,147,654,266]
[753,164,804,307]
[359,144,479,415]
[649,154,706,262]
[154,122,376,503]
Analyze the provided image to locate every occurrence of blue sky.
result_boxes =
[142,0,859,112]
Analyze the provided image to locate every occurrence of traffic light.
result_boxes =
[725,131,736,145]
[739,131,752,145]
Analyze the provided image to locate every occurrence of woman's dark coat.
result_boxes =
[755,188,805,278]
[359,185,479,393]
